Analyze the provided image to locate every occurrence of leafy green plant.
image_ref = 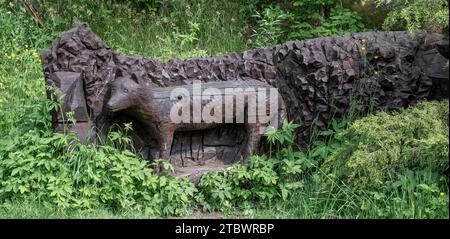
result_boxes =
[316,8,365,36]
[0,128,197,216]
[288,8,365,40]
[249,1,366,43]
[197,120,305,212]
[340,168,450,219]
[308,119,346,164]
[251,6,293,47]
[265,119,299,158]
[197,154,304,212]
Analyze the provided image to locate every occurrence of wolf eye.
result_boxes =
[124,88,129,93]
[177,95,183,100]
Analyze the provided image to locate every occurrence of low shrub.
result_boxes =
[196,120,307,213]
[323,100,449,190]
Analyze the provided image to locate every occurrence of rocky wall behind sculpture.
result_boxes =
[40,22,449,168]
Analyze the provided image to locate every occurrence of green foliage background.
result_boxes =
[376,0,449,33]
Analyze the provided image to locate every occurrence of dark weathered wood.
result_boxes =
[151,79,271,97]
[106,74,286,172]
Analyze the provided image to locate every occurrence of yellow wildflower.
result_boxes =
[7,56,11,60]
[32,52,39,58]
[361,47,366,52]
[374,55,379,60]
[440,192,445,198]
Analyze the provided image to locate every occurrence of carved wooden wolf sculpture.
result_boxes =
[106,70,286,166]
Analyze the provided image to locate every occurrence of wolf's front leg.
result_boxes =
[244,123,262,162]
[156,126,175,173]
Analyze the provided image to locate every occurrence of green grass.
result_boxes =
[26,0,251,59]
[0,201,225,219]
[0,201,154,219]
[244,170,449,219]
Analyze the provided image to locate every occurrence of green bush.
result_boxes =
[288,8,365,40]
[251,6,292,47]
[197,120,306,213]
[376,0,449,33]
[323,100,449,190]
[0,130,197,216]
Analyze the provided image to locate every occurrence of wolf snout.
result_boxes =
[106,101,117,112]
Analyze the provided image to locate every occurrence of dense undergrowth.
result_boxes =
[0,0,448,218]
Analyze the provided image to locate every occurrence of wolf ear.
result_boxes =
[115,68,125,78]
[130,73,142,84]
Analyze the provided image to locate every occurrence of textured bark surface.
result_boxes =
[273,32,449,142]
[41,22,449,173]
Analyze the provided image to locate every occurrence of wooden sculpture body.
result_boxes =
[106,72,285,169]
